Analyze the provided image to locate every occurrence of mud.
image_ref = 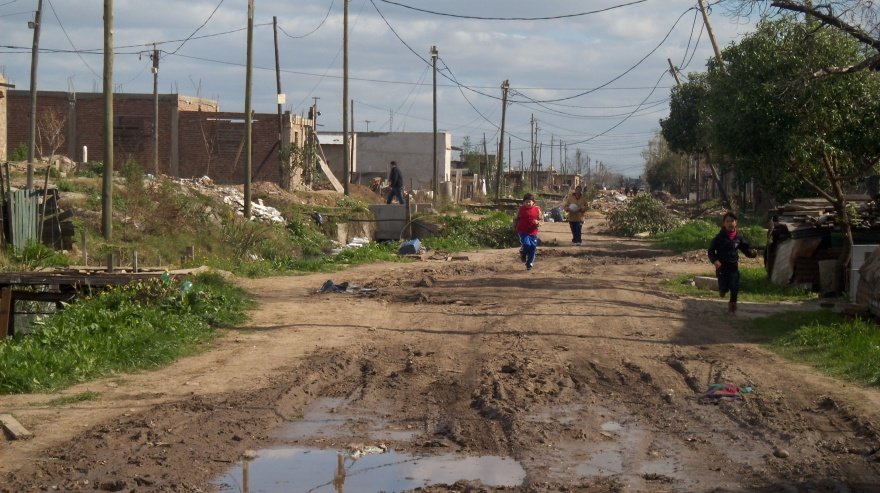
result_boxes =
[1,220,879,492]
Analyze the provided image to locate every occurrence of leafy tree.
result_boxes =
[659,73,731,207]
[643,133,688,195]
[707,16,880,267]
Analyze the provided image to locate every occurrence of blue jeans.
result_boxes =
[386,187,405,204]
[518,233,538,267]
[569,221,583,244]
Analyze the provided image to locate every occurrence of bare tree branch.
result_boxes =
[813,52,880,75]
[771,0,880,50]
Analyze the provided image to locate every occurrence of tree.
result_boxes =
[643,132,688,195]
[727,1,880,75]
[36,107,67,161]
[659,73,732,207]
[707,16,880,268]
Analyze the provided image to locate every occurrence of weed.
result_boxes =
[749,310,880,385]
[4,241,69,270]
[664,266,816,302]
[56,179,79,193]
[46,391,101,406]
[0,273,251,394]
[653,220,767,253]
[421,212,519,252]
[10,143,29,161]
[608,194,680,236]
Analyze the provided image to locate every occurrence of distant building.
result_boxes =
[5,90,313,188]
[321,131,452,189]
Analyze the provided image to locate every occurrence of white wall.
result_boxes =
[355,132,451,189]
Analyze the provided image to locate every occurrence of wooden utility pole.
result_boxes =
[244,0,254,217]
[431,45,438,202]
[273,16,286,188]
[494,80,509,198]
[697,0,723,63]
[102,0,113,240]
[152,45,159,175]
[342,0,350,195]
[350,99,354,176]
[666,58,681,85]
[27,0,44,190]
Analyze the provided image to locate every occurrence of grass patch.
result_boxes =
[664,266,816,302]
[652,219,767,253]
[0,273,252,394]
[46,391,101,406]
[421,212,519,252]
[749,310,880,385]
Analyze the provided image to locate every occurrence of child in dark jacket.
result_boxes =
[515,193,542,270]
[708,211,758,314]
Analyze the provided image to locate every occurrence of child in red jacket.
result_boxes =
[515,193,542,270]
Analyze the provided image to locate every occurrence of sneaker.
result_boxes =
[526,263,533,271]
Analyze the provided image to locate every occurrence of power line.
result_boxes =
[278,0,335,39]
[168,0,227,55]
[0,10,29,17]
[510,6,696,104]
[377,0,648,21]
[45,0,101,79]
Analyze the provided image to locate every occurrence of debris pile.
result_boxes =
[169,176,286,223]
[589,189,629,214]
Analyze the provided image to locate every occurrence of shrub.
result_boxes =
[422,212,519,251]
[608,194,680,236]
[10,143,29,161]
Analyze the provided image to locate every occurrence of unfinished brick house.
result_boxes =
[4,90,313,187]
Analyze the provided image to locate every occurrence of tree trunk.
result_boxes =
[704,152,731,209]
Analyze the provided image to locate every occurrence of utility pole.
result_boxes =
[350,99,354,181]
[364,120,371,132]
[697,0,723,63]
[389,109,393,132]
[102,0,113,240]
[342,0,350,195]
[666,58,681,85]
[244,0,254,217]
[431,45,438,202]
[494,80,509,198]
[152,44,159,176]
[273,16,286,188]
[27,0,44,190]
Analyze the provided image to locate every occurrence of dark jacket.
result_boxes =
[708,229,755,267]
[388,166,403,189]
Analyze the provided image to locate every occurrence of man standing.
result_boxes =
[386,160,405,204]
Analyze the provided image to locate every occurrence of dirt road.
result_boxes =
[2,219,879,492]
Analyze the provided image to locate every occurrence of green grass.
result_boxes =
[0,273,252,394]
[46,391,101,406]
[749,310,880,385]
[652,219,767,253]
[421,212,519,252]
[664,266,816,302]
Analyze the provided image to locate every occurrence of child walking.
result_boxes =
[708,211,758,314]
[515,193,542,270]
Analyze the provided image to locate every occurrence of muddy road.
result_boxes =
[2,219,880,492]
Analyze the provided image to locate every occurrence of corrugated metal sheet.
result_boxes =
[9,189,39,251]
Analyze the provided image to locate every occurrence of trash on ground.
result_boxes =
[701,383,752,400]
[318,280,377,295]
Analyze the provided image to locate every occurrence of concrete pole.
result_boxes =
[27,0,44,190]
[697,0,723,63]
[494,80,509,198]
[152,45,159,176]
[342,0,350,195]
[102,0,113,240]
[431,45,438,202]
[244,0,254,217]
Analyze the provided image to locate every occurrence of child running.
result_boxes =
[515,193,542,271]
[708,211,758,314]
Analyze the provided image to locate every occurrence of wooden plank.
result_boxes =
[0,287,10,340]
[316,155,344,193]
[0,414,34,440]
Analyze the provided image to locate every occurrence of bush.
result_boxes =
[10,143,29,161]
[422,212,519,251]
[608,194,680,236]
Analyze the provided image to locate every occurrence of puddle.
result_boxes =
[214,447,525,493]
[277,398,418,443]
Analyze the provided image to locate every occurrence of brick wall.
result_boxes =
[5,91,314,188]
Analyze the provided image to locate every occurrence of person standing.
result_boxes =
[386,160,405,204]
[515,193,542,271]
[562,186,588,245]
[708,211,758,314]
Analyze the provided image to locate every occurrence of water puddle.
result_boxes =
[214,447,525,493]
[277,398,418,443]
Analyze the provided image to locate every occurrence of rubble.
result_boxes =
[168,176,286,224]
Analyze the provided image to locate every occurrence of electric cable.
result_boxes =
[168,0,226,55]
[278,0,335,39]
[376,0,648,21]
[45,0,101,79]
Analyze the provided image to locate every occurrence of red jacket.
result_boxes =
[516,204,541,236]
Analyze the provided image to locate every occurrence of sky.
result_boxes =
[0,0,761,177]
